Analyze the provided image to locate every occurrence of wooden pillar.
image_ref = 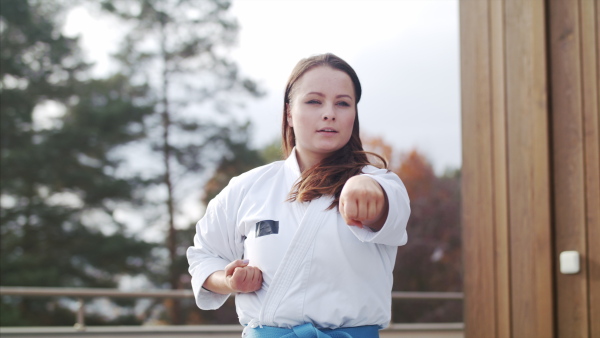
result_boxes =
[586,2,600,335]
[460,0,498,336]
[460,0,553,337]
[504,0,554,336]
[548,0,600,337]
[461,0,600,337]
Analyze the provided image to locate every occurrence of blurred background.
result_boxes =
[0,0,462,327]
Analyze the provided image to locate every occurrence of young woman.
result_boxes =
[187,53,410,337]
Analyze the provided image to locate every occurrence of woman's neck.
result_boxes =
[295,149,323,173]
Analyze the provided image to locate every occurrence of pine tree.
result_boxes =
[1,0,158,325]
[96,0,263,323]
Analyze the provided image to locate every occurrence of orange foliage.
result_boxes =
[362,134,435,199]
[361,134,393,166]
[395,150,436,199]
[346,134,463,322]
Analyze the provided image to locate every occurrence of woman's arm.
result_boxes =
[187,179,248,309]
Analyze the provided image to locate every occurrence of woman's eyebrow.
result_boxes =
[305,92,353,100]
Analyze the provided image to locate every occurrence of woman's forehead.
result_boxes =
[293,66,355,96]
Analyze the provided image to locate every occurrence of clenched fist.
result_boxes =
[339,175,389,231]
[204,259,263,295]
[224,260,263,293]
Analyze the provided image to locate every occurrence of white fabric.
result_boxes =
[187,149,410,330]
[259,196,331,327]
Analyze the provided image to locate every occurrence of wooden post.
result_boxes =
[460,0,554,337]
[460,0,498,336]
[548,0,600,336]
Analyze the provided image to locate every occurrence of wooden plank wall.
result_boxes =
[504,0,554,336]
[461,0,599,337]
[584,2,600,336]
[588,2,600,335]
[460,0,554,336]
[489,1,511,337]
[549,0,600,337]
[460,0,498,336]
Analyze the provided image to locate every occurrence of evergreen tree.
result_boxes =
[1,0,157,326]
[96,0,263,323]
[201,125,271,206]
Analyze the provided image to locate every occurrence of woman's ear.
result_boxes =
[286,103,293,127]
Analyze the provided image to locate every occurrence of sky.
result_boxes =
[64,0,461,174]
[228,0,461,173]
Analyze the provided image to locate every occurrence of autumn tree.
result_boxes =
[363,135,462,323]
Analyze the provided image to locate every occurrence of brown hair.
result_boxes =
[282,53,387,208]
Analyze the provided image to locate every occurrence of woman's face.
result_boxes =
[287,66,356,170]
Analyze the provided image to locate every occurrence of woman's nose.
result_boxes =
[322,108,336,121]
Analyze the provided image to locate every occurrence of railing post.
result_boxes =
[74,297,86,332]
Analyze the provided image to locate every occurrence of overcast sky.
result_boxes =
[65,0,461,173]
[228,0,461,173]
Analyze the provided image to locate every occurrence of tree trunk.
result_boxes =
[160,17,181,325]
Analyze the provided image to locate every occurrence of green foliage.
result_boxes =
[260,138,285,163]
[96,0,264,192]
[201,123,269,206]
[91,0,264,324]
[1,0,158,326]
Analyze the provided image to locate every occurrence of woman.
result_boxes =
[187,53,410,337]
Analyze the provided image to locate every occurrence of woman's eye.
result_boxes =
[306,100,321,104]
[337,101,350,107]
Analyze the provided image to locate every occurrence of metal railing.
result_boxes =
[0,286,464,335]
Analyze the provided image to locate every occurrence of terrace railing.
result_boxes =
[0,286,464,337]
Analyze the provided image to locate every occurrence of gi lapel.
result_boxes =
[259,196,332,326]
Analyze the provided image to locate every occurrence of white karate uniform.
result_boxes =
[187,149,410,330]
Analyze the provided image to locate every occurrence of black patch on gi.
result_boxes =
[255,220,279,237]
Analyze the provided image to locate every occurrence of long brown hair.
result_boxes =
[282,53,387,208]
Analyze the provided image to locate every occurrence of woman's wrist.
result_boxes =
[203,270,233,295]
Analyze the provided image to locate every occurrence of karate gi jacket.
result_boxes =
[187,149,410,330]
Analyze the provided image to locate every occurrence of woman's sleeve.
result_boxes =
[347,168,411,246]
[186,181,245,310]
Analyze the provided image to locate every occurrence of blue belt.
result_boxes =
[243,323,379,338]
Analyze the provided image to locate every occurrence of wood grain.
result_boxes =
[460,0,498,336]
[489,1,511,337]
[548,0,589,336]
[581,0,600,336]
[504,0,553,336]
